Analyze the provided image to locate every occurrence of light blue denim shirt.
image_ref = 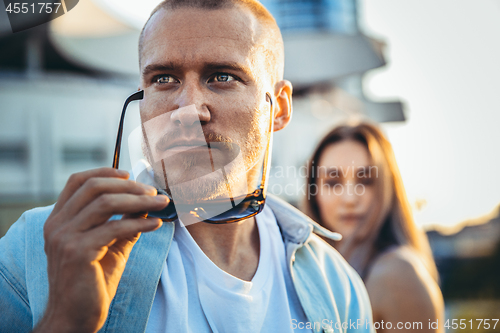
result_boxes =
[0,195,374,333]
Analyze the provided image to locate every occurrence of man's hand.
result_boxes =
[34,168,169,333]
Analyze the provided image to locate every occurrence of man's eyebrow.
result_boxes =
[142,62,176,77]
[142,61,253,78]
[203,62,253,76]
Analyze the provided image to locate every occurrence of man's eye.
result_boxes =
[156,75,177,84]
[211,74,235,82]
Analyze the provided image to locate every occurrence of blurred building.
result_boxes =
[0,0,140,235]
[427,206,500,300]
[428,209,500,260]
[426,207,500,322]
[0,0,403,235]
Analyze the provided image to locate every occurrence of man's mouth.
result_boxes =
[156,138,207,153]
[165,145,206,153]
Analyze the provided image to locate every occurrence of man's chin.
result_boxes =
[167,180,229,204]
[159,161,249,197]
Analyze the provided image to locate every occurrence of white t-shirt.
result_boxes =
[145,205,312,333]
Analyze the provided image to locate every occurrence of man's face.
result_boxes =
[138,6,273,202]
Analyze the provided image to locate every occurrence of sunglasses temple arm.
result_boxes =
[259,93,274,192]
[112,90,144,169]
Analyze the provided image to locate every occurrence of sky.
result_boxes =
[359,0,500,228]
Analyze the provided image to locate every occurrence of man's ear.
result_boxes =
[273,80,293,132]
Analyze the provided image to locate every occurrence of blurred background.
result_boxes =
[0,0,499,328]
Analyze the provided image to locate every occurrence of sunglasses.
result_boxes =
[112,91,274,224]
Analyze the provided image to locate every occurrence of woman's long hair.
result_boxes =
[302,121,439,281]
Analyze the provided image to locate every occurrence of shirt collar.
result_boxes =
[265,194,342,244]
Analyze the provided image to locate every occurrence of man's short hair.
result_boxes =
[138,0,284,84]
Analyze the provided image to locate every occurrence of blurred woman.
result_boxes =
[302,121,444,332]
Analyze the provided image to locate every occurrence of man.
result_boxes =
[0,1,374,332]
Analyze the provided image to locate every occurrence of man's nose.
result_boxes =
[170,82,211,127]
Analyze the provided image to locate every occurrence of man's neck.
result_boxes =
[185,217,260,281]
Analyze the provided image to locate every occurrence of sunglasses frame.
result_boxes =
[111,90,274,224]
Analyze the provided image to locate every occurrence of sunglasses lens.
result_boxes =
[147,189,264,224]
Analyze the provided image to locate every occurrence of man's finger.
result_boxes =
[82,217,163,259]
[71,193,169,231]
[53,168,129,214]
[60,177,157,220]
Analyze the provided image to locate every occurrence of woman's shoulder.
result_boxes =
[370,246,427,280]
[365,245,443,321]
[366,245,434,292]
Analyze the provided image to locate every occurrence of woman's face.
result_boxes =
[316,140,377,240]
